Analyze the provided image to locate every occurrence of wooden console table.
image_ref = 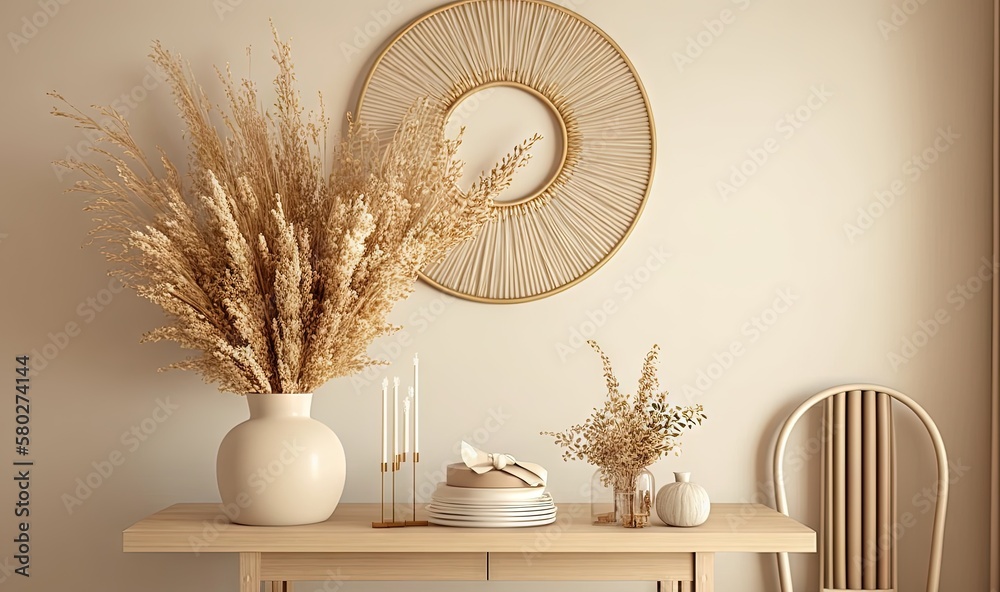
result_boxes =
[123,503,814,591]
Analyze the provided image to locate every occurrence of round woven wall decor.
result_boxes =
[357,0,655,303]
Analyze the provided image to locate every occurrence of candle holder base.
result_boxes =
[371,455,429,529]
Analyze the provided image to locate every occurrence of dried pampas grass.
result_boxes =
[50,26,537,394]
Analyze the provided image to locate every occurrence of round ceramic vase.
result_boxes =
[216,393,346,526]
[655,471,710,527]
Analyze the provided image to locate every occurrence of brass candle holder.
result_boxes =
[372,452,427,528]
[373,372,427,528]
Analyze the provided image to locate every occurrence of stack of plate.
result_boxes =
[427,483,557,527]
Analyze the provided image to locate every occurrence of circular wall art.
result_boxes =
[357,0,655,303]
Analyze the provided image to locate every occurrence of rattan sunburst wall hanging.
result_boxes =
[357,0,655,303]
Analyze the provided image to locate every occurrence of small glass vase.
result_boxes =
[590,470,615,525]
[617,470,655,528]
[590,468,655,527]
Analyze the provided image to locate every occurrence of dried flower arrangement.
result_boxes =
[50,28,537,394]
[542,340,706,494]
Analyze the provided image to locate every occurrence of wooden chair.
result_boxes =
[772,384,948,592]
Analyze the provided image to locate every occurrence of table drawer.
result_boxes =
[488,552,693,581]
[260,552,487,580]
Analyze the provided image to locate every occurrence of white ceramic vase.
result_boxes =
[655,471,710,527]
[216,393,346,526]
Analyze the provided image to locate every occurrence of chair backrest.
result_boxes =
[773,384,948,592]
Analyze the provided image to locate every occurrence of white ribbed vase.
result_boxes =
[216,393,346,526]
[655,471,711,527]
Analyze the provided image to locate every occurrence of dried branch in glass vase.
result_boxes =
[50,27,537,394]
[542,340,706,494]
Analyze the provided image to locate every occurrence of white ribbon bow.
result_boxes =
[460,441,547,487]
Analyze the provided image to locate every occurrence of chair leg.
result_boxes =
[269,582,292,592]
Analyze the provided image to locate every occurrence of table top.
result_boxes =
[123,503,815,554]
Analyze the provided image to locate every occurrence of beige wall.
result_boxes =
[0,0,994,590]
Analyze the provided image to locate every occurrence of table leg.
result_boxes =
[240,552,260,592]
[694,552,714,592]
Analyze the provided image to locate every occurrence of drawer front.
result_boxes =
[489,552,693,581]
[260,552,487,581]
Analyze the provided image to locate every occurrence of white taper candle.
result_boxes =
[392,377,400,464]
[413,353,419,455]
[381,378,388,464]
[404,393,411,455]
